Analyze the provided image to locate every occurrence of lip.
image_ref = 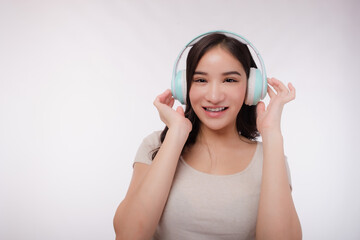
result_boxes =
[202,106,228,118]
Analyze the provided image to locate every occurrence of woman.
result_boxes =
[114,32,302,240]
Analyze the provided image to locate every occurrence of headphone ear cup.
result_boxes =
[245,68,264,106]
[171,70,187,104]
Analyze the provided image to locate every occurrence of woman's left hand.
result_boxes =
[256,78,296,135]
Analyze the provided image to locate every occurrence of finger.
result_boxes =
[267,78,281,94]
[154,89,169,107]
[275,78,290,94]
[283,82,296,102]
[271,78,289,95]
[176,106,185,116]
[267,85,276,98]
[156,89,172,104]
[256,101,265,116]
[166,90,176,105]
[166,89,173,98]
[269,78,292,97]
[162,90,172,103]
[288,82,296,99]
[156,92,166,104]
[154,96,174,111]
[153,96,161,109]
[169,97,175,108]
[164,94,171,105]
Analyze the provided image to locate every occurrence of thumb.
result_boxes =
[176,106,185,116]
[153,97,160,109]
[256,101,265,116]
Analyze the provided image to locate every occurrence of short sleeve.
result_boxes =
[133,131,162,167]
[285,156,292,191]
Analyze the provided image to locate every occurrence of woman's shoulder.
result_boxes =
[133,130,163,166]
[142,130,162,146]
[239,135,262,148]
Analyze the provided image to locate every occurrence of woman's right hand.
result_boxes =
[153,89,192,133]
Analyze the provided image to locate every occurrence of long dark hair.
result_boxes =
[152,33,259,160]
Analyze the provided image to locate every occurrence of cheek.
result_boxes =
[189,87,200,105]
[231,83,247,99]
[242,84,247,96]
[241,81,248,96]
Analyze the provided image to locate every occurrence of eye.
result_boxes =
[224,78,238,83]
[193,78,207,83]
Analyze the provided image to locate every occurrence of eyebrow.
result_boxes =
[194,71,241,76]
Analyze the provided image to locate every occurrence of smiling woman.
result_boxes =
[113,32,302,240]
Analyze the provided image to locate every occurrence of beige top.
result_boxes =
[134,131,292,240]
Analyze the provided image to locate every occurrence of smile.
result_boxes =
[203,107,228,112]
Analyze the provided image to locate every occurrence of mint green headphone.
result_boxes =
[171,30,267,106]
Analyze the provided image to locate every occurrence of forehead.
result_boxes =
[195,46,245,72]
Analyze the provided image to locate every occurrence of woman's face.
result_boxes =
[189,45,247,133]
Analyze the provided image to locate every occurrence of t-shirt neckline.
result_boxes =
[179,142,259,177]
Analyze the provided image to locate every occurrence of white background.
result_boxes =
[1,0,359,239]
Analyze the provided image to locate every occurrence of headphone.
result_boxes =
[171,30,267,106]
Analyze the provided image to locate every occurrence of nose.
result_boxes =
[205,82,225,104]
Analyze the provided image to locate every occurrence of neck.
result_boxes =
[196,124,242,148]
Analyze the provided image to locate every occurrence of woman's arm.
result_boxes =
[113,90,192,240]
[256,132,302,239]
[255,78,302,240]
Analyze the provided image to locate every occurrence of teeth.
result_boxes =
[205,107,226,112]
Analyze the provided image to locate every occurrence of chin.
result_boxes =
[199,120,236,133]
